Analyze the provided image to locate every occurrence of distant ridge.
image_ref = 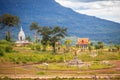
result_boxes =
[0,0,120,44]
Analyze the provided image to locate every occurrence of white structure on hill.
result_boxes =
[18,27,25,41]
[16,26,31,46]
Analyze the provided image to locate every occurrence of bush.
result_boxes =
[37,72,45,75]
[15,61,20,64]
[1,76,10,80]
[35,44,41,51]
[5,45,13,52]
[0,40,13,54]
[0,49,4,56]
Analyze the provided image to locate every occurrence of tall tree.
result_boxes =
[30,22,67,53]
[50,26,67,54]
[30,22,51,51]
[30,22,40,43]
[0,14,20,41]
[40,26,51,51]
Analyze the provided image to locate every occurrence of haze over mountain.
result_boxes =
[0,0,120,44]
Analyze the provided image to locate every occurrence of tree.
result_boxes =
[30,22,39,31]
[97,41,104,49]
[40,26,51,51]
[114,44,120,52]
[64,39,71,52]
[88,42,93,52]
[0,14,20,41]
[30,22,39,43]
[30,22,67,53]
[26,35,31,41]
[94,41,105,53]
[30,22,51,51]
[50,26,67,54]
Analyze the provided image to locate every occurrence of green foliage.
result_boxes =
[0,44,120,64]
[1,76,10,80]
[0,14,20,41]
[94,41,105,49]
[35,44,41,51]
[0,40,13,56]
[28,44,41,51]
[113,44,120,52]
[0,14,20,27]
[30,22,67,54]
[5,45,13,52]
[54,76,61,80]
[0,49,4,56]
[26,36,31,41]
[30,22,39,31]
[37,72,45,75]
[49,26,67,54]
[89,61,113,70]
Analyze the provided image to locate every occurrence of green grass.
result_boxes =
[36,61,114,71]
[0,47,120,64]
[78,51,120,61]
[0,42,120,64]
[37,71,45,75]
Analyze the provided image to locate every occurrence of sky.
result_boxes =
[55,0,120,23]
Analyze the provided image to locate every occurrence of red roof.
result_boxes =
[77,38,89,45]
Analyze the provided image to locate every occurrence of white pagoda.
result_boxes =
[16,26,31,46]
[18,27,25,41]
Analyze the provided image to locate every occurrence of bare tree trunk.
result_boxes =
[52,43,56,54]
[6,27,11,41]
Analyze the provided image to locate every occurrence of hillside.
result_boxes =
[0,0,120,44]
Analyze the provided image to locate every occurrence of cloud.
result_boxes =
[55,0,120,23]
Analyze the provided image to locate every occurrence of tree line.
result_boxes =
[0,13,67,54]
[0,13,120,54]
[30,22,67,54]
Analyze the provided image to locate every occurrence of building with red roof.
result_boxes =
[76,38,90,51]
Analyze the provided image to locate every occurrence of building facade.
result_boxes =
[76,38,90,51]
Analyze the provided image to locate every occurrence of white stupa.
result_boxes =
[16,26,31,46]
[18,27,25,41]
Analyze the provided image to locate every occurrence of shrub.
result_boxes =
[15,61,20,64]
[30,45,35,50]
[37,72,45,75]
[35,44,41,51]
[22,61,27,64]
[1,76,10,80]
[0,40,13,54]
[0,49,4,56]
[5,45,13,52]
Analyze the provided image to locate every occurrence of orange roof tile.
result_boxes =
[77,38,89,45]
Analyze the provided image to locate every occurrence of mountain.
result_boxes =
[0,0,120,44]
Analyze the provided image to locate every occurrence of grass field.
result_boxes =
[0,40,120,79]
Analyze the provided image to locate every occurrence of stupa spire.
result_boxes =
[18,26,25,41]
[20,26,23,31]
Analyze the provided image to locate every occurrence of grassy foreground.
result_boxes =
[0,40,120,79]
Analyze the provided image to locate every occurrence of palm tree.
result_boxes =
[0,14,20,41]
[50,26,67,54]
[30,22,67,53]
[40,26,51,51]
